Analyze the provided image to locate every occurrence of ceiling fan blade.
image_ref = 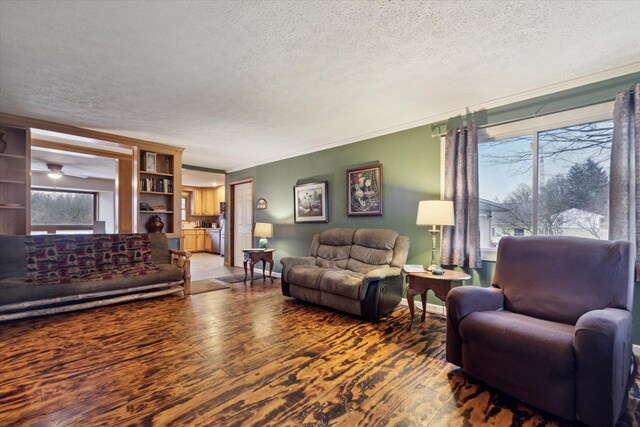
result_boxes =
[64,171,89,179]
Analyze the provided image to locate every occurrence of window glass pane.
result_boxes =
[537,120,611,239]
[479,135,533,249]
[181,197,187,221]
[31,190,94,225]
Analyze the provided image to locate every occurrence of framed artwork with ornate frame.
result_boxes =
[347,164,383,216]
[294,181,328,223]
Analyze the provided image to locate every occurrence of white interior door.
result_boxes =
[233,182,253,266]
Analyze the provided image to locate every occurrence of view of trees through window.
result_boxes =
[479,119,612,250]
[31,190,95,225]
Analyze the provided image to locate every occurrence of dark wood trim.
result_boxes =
[32,139,131,160]
[182,164,226,174]
[0,112,185,154]
[118,158,134,233]
[228,177,254,267]
[228,177,254,186]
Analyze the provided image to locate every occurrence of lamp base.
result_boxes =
[259,238,269,249]
[427,264,445,275]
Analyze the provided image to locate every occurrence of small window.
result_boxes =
[181,196,188,221]
[31,189,96,234]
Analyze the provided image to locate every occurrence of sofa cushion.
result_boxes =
[316,244,351,269]
[25,235,97,284]
[75,263,160,281]
[317,228,355,247]
[318,269,365,300]
[287,265,330,290]
[459,310,576,418]
[347,245,393,273]
[353,228,399,250]
[94,234,152,271]
[24,234,156,285]
[460,310,575,377]
[0,264,184,306]
[492,236,634,324]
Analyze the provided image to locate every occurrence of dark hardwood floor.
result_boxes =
[2,279,639,426]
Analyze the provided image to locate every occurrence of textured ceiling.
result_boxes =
[1,1,639,172]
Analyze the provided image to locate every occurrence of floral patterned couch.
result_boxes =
[0,233,191,321]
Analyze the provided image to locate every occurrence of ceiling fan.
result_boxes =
[31,161,89,179]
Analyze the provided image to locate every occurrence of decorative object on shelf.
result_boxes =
[293,181,328,223]
[347,164,383,216]
[0,132,7,154]
[254,222,273,249]
[144,152,157,172]
[140,202,154,211]
[416,200,454,275]
[146,215,164,233]
[256,198,268,210]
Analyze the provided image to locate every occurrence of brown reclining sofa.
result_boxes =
[280,228,409,321]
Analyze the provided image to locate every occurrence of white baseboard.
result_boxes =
[271,272,281,279]
[633,345,640,357]
[399,297,447,317]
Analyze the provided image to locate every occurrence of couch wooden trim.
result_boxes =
[0,283,184,322]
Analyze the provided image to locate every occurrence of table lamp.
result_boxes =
[254,222,273,249]
[416,200,454,275]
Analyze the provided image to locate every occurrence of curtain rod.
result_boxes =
[436,85,638,136]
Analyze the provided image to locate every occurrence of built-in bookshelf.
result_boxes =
[138,150,176,234]
[0,124,30,235]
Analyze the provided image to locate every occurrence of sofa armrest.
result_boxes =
[169,249,192,295]
[574,308,633,427]
[446,286,504,367]
[364,267,402,282]
[360,267,402,300]
[280,256,316,283]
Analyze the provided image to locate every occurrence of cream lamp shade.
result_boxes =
[254,222,273,238]
[416,200,454,274]
[416,200,454,226]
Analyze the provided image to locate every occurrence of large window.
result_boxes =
[31,189,96,233]
[478,103,613,259]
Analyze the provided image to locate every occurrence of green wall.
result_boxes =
[227,73,640,340]
[230,124,442,268]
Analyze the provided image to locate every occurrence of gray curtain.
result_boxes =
[610,83,640,277]
[441,125,482,269]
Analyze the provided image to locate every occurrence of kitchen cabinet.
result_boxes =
[191,187,219,216]
[204,233,212,252]
[192,188,203,216]
[183,230,196,252]
[202,188,216,216]
[196,229,205,251]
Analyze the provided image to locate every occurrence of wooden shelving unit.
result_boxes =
[138,150,179,235]
[0,124,30,235]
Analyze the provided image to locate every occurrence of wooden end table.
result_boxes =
[242,249,275,283]
[406,270,471,330]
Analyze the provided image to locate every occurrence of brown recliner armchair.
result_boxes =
[446,236,636,427]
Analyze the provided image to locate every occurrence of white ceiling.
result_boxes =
[31,147,117,180]
[182,169,225,188]
[1,1,639,172]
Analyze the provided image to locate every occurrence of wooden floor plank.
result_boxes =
[1,278,639,426]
